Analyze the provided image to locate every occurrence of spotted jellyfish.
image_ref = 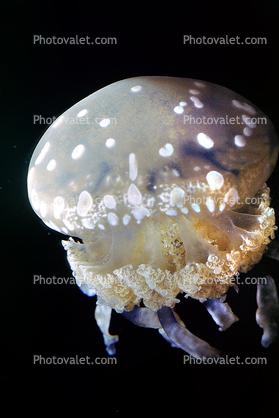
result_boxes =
[27,76,279,358]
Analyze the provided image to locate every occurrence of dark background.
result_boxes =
[1,0,279,416]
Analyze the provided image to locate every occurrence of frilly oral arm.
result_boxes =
[256,275,279,348]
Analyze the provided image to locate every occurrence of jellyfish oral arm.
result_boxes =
[256,275,279,348]
[94,304,119,355]
[157,307,220,359]
[202,298,239,331]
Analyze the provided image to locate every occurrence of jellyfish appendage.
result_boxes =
[63,185,276,315]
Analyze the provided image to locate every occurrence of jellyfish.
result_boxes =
[27,76,279,358]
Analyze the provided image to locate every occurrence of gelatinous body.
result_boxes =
[27,77,279,356]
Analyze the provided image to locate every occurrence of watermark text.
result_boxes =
[183,354,267,365]
[183,35,267,45]
[33,114,117,126]
[183,114,267,126]
[33,354,117,365]
[33,35,117,45]
[33,275,76,285]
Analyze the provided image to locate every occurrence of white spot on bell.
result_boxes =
[132,206,150,223]
[194,81,206,88]
[106,138,116,148]
[206,196,215,213]
[71,144,85,159]
[170,187,185,208]
[47,159,56,171]
[206,171,224,191]
[77,109,88,117]
[159,143,174,157]
[225,188,239,206]
[99,118,111,128]
[53,196,65,219]
[234,135,246,147]
[123,214,131,225]
[77,191,93,216]
[108,212,119,226]
[166,209,177,216]
[232,100,257,115]
[189,89,200,95]
[197,133,214,149]
[191,203,200,213]
[243,127,252,136]
[190,96,204,108]
[129,153,138,181]
[35,142,50,165]
[131,85,142,92]
[81,218,95,229]
[128,183,142,206]
[104,195,116,209]
[242,114,257,129]
[63,219,75,231]
[174,105,184,114]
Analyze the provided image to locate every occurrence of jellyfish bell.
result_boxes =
[27,76,279,358]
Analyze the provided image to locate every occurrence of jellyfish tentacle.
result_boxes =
[202,298,239,331]
[94,304,119,355]
[256,275,279,348]
[157,306,220,359]
[122,305,161,328]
